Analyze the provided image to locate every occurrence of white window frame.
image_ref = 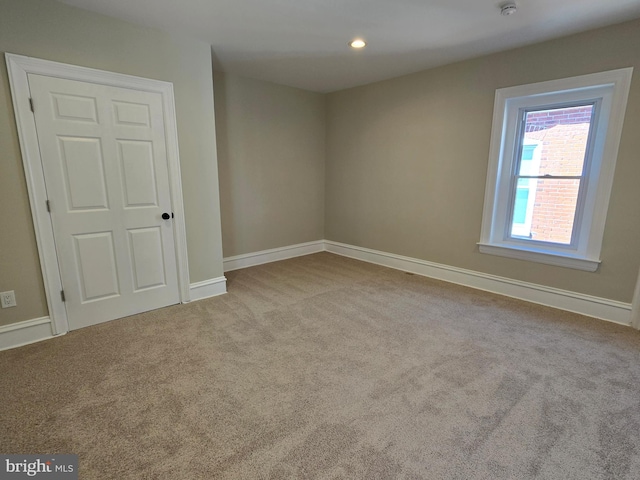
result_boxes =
[478,68,633,272]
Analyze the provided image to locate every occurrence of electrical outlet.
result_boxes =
[1,290,17,308]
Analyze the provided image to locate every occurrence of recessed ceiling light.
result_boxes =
[349,39,366,49]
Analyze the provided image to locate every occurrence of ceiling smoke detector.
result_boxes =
[500,3,518,16]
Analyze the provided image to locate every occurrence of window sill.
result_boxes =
[477,243,600,272]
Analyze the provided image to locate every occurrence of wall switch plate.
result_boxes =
[1,290,17,308]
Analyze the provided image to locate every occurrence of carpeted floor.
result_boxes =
[2,252,640,479]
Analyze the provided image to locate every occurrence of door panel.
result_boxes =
[58,136,109,210]
[52,93,99,123]
[113,101,151,127]
[28,74,180,330]
[118,140,159,207]
[128,227,167,291]
[73,232,120,302]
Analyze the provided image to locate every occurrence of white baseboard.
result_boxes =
[325,240,632,326]
[221,239,632,325]
[1,241,631,352]
[223,240,325,272]
[0,317,55,351]
[631,268,640,330]
[189,276,227,301]
[1,277,230,351]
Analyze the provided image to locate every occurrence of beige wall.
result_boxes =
[0,0,224,327]
[326,19,640,303]
[214,72,325,257]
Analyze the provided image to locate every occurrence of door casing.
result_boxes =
[6,53,191,335]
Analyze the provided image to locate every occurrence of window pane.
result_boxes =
[518,105,593,177]
[510,178,580,245]
[513,186,529,224]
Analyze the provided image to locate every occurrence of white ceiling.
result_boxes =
[58,0,640,92]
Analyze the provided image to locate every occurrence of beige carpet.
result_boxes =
[2,252,640,479]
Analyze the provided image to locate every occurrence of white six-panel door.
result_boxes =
[28,74,180,330]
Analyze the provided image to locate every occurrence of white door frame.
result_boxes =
[6,53,191,335]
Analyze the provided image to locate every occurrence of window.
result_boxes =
[479,69,633,271]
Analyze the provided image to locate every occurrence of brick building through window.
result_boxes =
[512,105,593,244]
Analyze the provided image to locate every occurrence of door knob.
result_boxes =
[162,212,171,220]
